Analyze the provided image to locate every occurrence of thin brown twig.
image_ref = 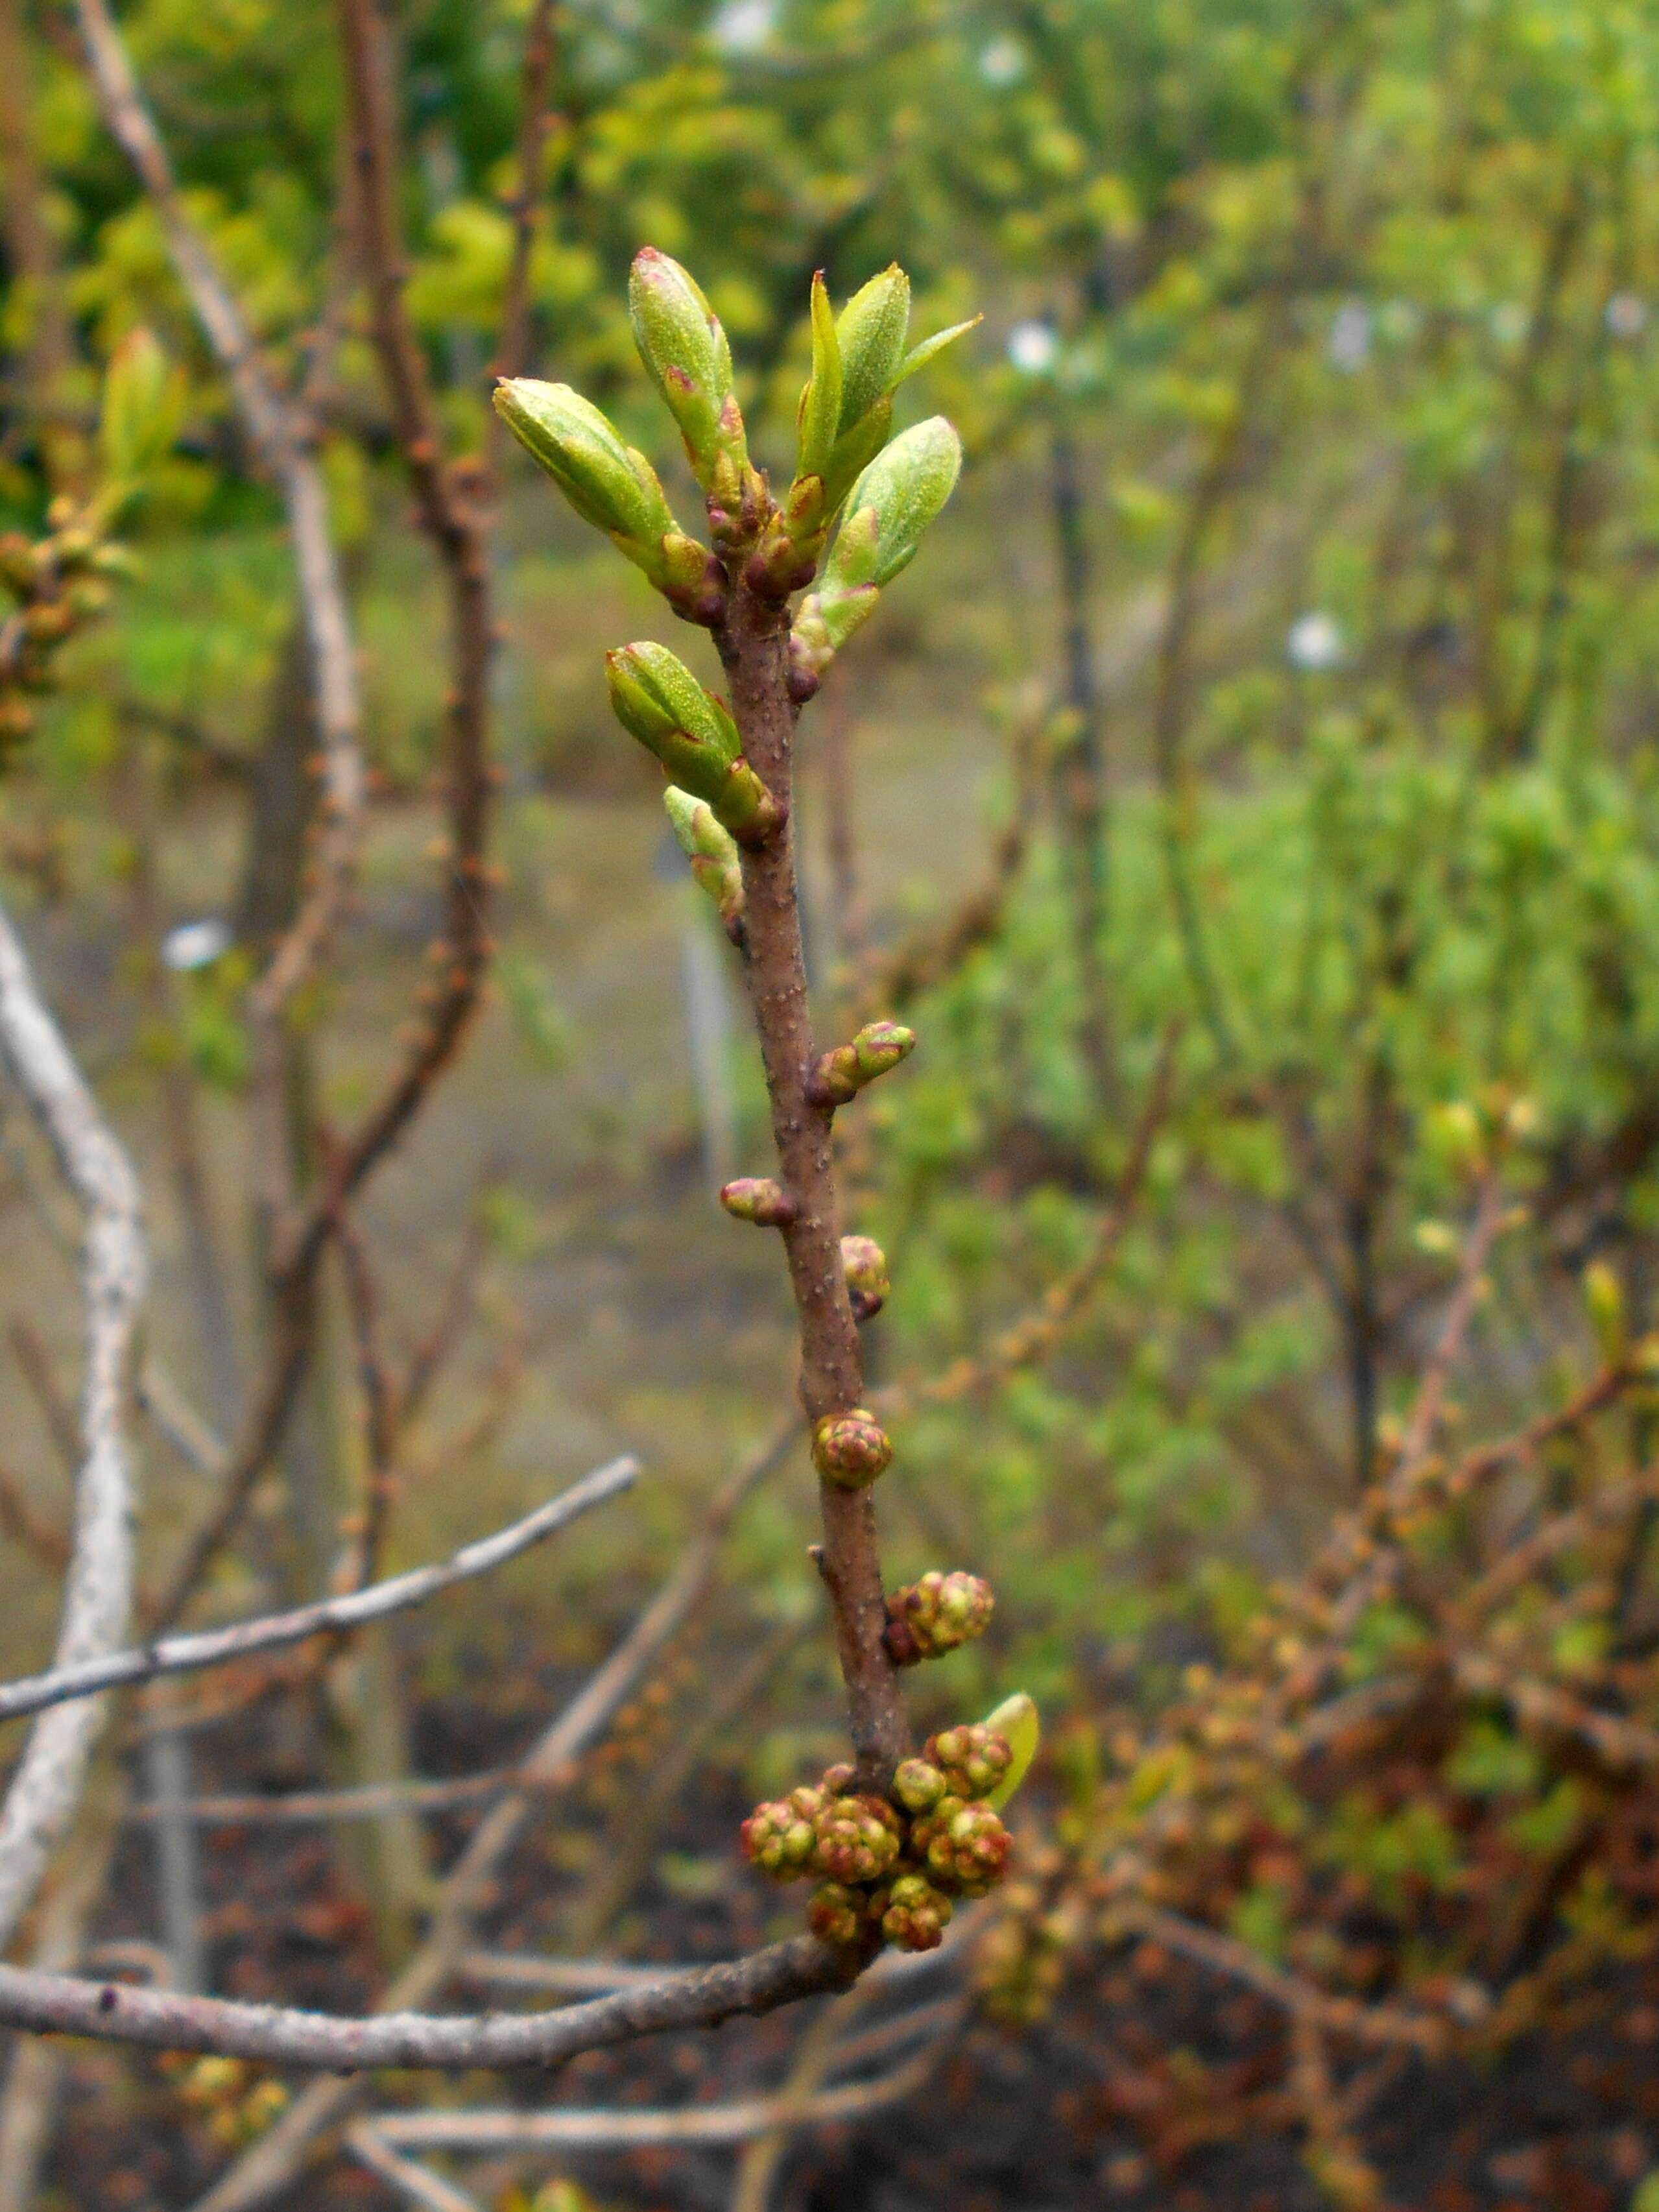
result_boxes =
[718,583,908,1785]
[486,0,560,431]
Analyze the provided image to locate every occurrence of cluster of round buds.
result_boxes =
[0,506,130,757]
[878,1872,954,1953]
[841,1234,890,1321]
[910,1796,1013,1895]
[811,1792,902,1884]
[811,1407,892,1489]
[806,1880,869,1947]
[927,1724,1014,1799]
[738,1783,827,1879]
[885,1570,994,1666]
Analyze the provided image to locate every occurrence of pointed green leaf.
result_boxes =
[835,264,910,433]
[796,271,844,487]
[891,317,981,391]
[982,1692,1040,1810]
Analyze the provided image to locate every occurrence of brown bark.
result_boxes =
[715,587,909,1786]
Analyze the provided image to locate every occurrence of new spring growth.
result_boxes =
[885,1570,995,1666]
[0,336,165,757]
[101,326,184,492]
[841,1234,889,1320]
[665,787,745,943]
[812,1408,893,1489]
[807,1018,915,1109]
[628,248,750,503]
[757,267,978,599]
[606,642,782,846]
[493,380,726,625]
[719,1176,797,1227]
[789,418,963,696]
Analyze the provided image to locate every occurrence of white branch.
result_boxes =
[0,902,146,1947]
[0,1456,638,1725]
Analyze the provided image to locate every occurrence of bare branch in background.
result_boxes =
[71,0,364,1034]
[190,1415,793,2211]
[0,902,146,1947]
[0,1456,638,1724]
[0,1932,852,2070]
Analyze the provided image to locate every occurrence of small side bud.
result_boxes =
[719,1176,797,1227]
[885,1570,994,1665]
[807,1020,916,1109]
[665,786,745,939]
[841,1234,890,1320]
[628,248,747,492]
[812,1408,893,1489]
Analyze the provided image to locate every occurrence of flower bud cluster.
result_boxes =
[741,1740,1015,1955]
[885,1570,995,1666]
[811,1407,894,1489]
[0,503,132,758]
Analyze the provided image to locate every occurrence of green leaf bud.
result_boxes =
[665,786,745,939]
[834,265,911,438]
[629,248,747,492]
[811,1408,893,1489]
[790,419,961,679]
[606,644,783,845]
[495,379,674,544]
[719,1176,797,1227]
[807,1019,916,1109]
[828,418,962,594]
